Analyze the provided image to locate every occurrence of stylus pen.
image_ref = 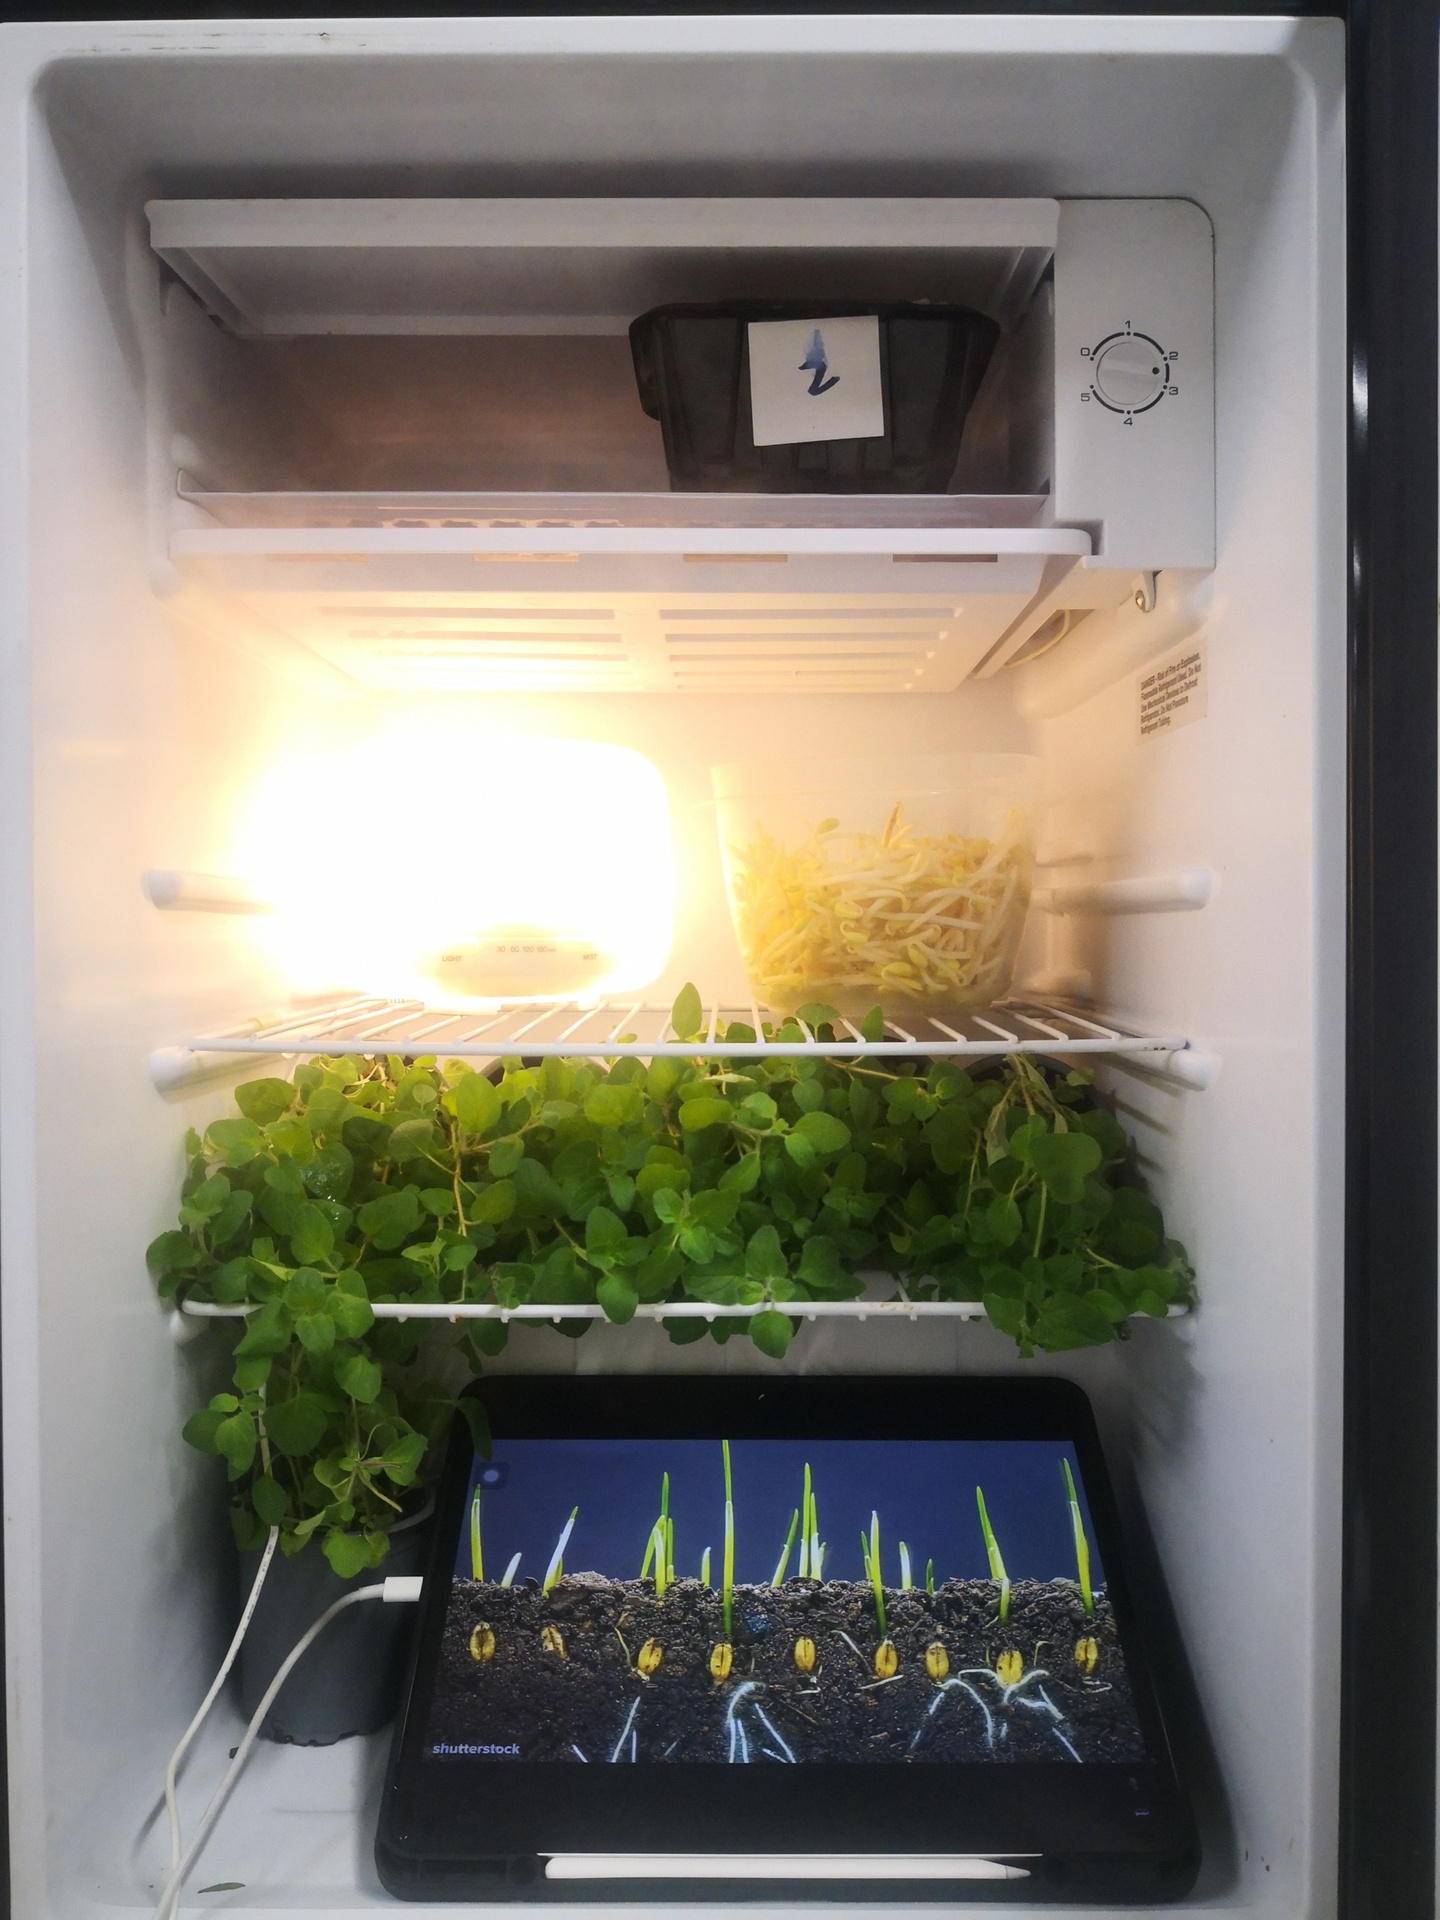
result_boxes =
[544,1855,1033,1881]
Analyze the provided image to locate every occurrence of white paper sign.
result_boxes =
[1139,638,1207,741]
[747,315,885,447]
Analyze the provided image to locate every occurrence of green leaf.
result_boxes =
[745,1225,787,1282]
[388,1118,440,1164]
[986,1193,1022,1248]
[488,1137,524,1177]
[749,1308,793,1360]
[585,1206,628,1256]
[290,1203,335,1267]
[719,1153,762,1193]
[671,982,704,1042]
[252,1474,288,1525]
[264,1392,330,1458]
[792,1078,825,1114]
[983,1291,1026,1337]
[454,1070,502,1135]
[146,1230,201,1279]
[323,1529,379,1579]
[678,1097,731,1132]
[469,1178,516,1226]
[204,1118,265,1167]
[303,1143,355,1202]
[356,1186,422,1249]
[510,1158,567,1218]
[860,1005,885,1043]
[783,1130,817,1170]
[335,1352,383,1403]
[214,1411,257,1477]
[181,1408,225,1454]
[597,1273,639,1324]
[1027,1130,1104,1206]
[584,1083,643,1129]
[234,1078,296,1125]
[793,1110,851,1156]
[294,1310,336,1356]
[646,1055,682,1101]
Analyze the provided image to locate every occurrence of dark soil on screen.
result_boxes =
[429,1576,1145,1764]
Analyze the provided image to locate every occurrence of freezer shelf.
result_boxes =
[148,993,1213,1090]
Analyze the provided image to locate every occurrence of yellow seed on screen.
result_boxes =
[637,1639,663,1676]
[874,1640,899,1679]
[541,1625,566,1658]
[925,1641,949,1681]
[793,1637,817,1673]
[996,1649,1024,1686]
[1074,1636,1099,1674]
[710,1642,733,1681]
[468,1623,495,1663]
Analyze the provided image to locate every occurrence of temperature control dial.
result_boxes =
[1080,329,1178,420]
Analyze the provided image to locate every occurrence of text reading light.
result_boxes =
[232,726,672,1003]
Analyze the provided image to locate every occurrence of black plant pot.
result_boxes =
[236,1504,432,1746]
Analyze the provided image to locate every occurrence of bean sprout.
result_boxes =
[725,803,1034,1015]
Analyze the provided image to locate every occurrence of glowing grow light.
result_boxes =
[232,725,672,1002]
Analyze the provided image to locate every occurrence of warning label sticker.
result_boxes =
[1139,640,1207,741]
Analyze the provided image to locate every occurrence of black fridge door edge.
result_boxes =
[1344,2,1440,1918]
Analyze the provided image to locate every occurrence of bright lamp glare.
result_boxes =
[233,728,672,1002]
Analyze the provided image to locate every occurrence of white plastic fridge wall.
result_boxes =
[0,17,1344,1920]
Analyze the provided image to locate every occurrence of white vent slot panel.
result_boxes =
[170,491,1095,693]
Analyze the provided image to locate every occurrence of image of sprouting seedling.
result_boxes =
[798,1463,812,1578]
[640,1472,671,1583]
[700,1546,711,1587]
[899,1542,913,1590]
[772,1508,799,1586]
[721,1438,735,1644]
[500,1552,521,1588]
[1061,1458,1094,1617]
[975,1486,1011,1623]
[926,1558,935,1596]
[543,1507,578,1596]
[469,1485,483,1581]
[650,1519,670,1600]
[862,1510,897,1677]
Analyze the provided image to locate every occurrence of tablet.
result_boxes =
[376,1376,1198,1903]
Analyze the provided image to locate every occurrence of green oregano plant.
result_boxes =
[149,987,1193,1571]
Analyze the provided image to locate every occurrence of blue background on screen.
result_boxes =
[453,1438,1103,1590]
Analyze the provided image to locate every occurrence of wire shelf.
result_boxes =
[177,1296,1188,1327]
[150,993,1211,1092]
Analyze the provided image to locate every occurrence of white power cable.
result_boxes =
[153,1574,421,1920]
[162,1524,280,1888]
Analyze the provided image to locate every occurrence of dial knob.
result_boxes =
[1092,334,1168,411]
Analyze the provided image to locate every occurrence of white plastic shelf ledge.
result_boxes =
[148,993,1215,1093]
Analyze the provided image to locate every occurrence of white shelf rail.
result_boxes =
[149,994,1215,1092]
[176,1297,1188,1328]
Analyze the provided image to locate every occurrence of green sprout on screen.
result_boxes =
[976,1486,1011,1623]
[926,1558,935,1596]
[640,1472,670,1581]
[798,1463,813,1577]
[721,1439,736,1641]
[700,1546,711,1587]
[469,1485,483,1582]
[898,1542,913,1591]
[1061,1459,1095,1618]
[500,1552,521,1588]
[772,1508,800,1586]
[543,1507,578,1596]
[861,1510,887,1640]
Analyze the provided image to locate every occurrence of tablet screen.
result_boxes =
[421,1437,1145,1769]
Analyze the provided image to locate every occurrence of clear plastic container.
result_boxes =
[711,754,1041,1022]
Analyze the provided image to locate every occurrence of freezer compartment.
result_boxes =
[143,194,1210,692]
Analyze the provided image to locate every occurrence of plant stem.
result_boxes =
[701,1546,711,1587]
[926,1558,935,1595]
[868,1511,887,1639]
[543,1507,578,1596]
[652,1521,669,1600]
[772,1509,799,1586]
[976,1486,1011,1623]
[501,1552,521,1587]
[1061,1459,1095,1617]
[799,1463,812,1578]
[899,1542,912,1590]
[722,1439,735,1642]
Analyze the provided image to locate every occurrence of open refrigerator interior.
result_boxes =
[0,15,1344,1918]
